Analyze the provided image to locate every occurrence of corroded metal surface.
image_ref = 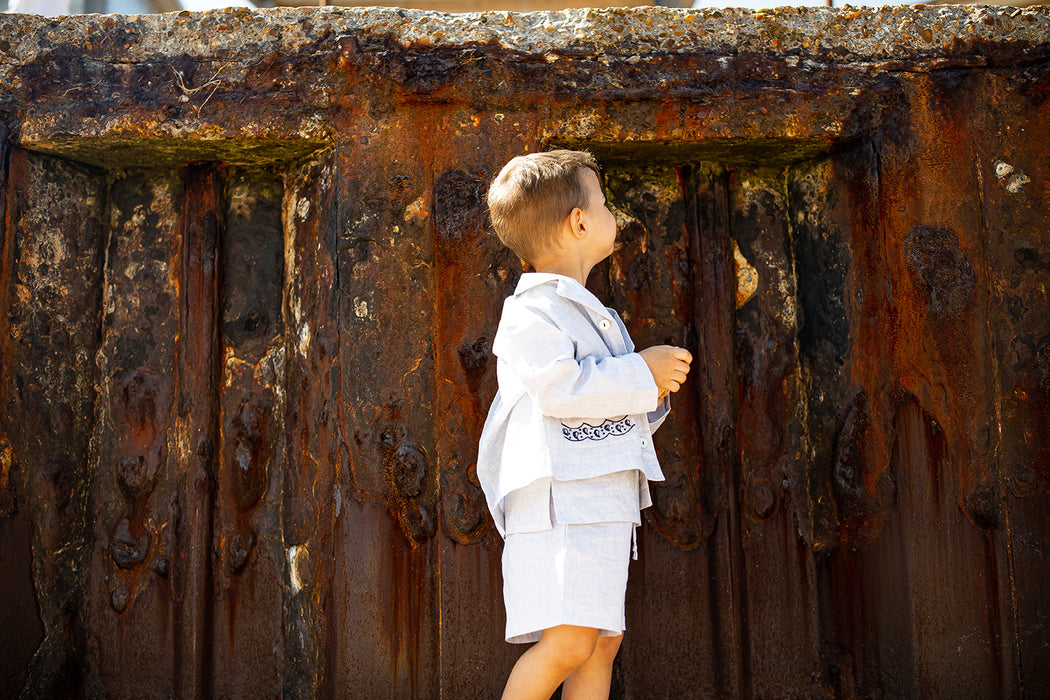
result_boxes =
[0,6,1048,699]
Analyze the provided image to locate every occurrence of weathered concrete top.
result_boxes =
[1,5,1047,62]
[2,5,1047,167]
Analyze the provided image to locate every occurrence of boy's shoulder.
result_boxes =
[498,276,571,336]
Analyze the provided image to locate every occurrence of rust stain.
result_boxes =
[172,162,224,699]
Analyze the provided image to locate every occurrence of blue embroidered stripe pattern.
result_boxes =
[561,417,635,442]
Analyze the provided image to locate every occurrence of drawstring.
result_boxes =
[632,524,639,560]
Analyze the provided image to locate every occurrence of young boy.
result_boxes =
[477,150,693,700]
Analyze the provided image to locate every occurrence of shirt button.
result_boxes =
[599,319,611,331]
[640,438,648,449]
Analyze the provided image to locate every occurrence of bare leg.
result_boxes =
[502,625,600,700]
[562,633,623,700]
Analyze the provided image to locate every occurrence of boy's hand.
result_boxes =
[639,345,693,397]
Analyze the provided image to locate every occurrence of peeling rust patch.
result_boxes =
[905,225,976,321]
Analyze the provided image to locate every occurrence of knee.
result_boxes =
[592,633,623,665]
[541,626,600,671]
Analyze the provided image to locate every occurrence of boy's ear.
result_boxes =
[567,207,587,239]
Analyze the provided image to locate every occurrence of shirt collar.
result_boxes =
[513,273,613,319]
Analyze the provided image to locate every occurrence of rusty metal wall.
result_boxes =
[1,6,1048,699]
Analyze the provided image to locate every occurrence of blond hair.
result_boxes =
[487,150,600,265]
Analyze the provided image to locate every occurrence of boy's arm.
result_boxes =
[494,303,660,419]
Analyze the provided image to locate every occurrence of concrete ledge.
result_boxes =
[4,6,1048,167]
[0,6,1047,64]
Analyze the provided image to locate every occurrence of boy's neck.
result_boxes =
[533,237,604,287]
[533,259,593,287]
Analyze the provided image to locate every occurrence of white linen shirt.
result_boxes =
[477,273,670,537]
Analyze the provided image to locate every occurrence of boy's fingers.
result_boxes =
[672,347,693,363]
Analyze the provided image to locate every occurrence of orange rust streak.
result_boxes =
[173,162,225,700]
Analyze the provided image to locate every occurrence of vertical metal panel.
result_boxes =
[789,154,859,554]
[431,160,493,547]
[974,69,1050,693]
[687,165,749,699]
[172,163,225,698]
[213,168,286,697]
[793,146,884,695]
[0,149,104,696]
[334,122,442,697]
[85,169,183,697]
[598,163,750,698]
[428,108,534,700]
[867,72,1003,696]
[811,70,1015,697]
[595,165,727,698]
[814,131,906,696]
[281,150,340,698]
[730,170,822,697]
[84,164,288,698]
[0,132,45,700]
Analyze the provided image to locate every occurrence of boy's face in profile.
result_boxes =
[574,168,618,265]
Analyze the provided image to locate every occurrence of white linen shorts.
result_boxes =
[502,515,634,644]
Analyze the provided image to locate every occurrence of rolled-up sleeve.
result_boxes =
[648,396,671,432]
[494,299,659,419]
